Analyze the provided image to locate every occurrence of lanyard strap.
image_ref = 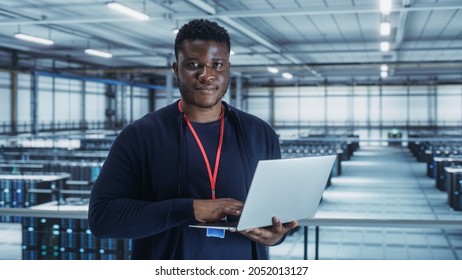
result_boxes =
[178,101,225,199]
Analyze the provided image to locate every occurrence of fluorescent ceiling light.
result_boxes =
[230,49,236,56]
[267,66,279,73]
[380,41,390,52]
[14,33,54,45]
[380,21,391,36]
[381,64,388,72]
[85,48,113,58]
[380,0,392,15]
[106,1,150,21]
[282,72,293,79]
[380,71,388,78]
[172,28,179,35]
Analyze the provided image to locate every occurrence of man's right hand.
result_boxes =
[193,198,244,223]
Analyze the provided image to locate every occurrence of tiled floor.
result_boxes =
[1,145,461,260]
[270,145,462,260]
[0,222,21,260]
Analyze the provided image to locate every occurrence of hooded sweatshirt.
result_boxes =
[88,100,281,259]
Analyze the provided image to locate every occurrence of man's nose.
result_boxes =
[198,65,215,82]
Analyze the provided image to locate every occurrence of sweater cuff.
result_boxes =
[172,198,196,223]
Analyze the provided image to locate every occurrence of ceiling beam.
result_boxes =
[1,3,460,27]
[218,17,280,54]
[184,0,302,65]
[394,0,413,53]
[174,3,462,19]
[0,16,165,26]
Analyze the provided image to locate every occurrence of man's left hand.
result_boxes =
[240,216,298,246]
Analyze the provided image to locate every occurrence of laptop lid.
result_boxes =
[189,155,336,232]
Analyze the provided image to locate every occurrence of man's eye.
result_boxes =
[187,62,200,69]
[214,62,224,69]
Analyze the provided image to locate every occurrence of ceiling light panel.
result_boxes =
[14,33,54,45]
[106,1,150,21]
[85,48,113,58]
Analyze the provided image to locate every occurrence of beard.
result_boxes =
[177,77,229,109]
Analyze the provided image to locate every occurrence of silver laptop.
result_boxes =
[189,155,336,232]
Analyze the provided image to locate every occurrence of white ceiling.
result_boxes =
[0,0,461,86]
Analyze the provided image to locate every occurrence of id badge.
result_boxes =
[206,228,225,238]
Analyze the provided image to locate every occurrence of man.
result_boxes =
[88,19,297,259]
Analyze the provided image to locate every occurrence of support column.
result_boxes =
[367,86,371,140]
[148,77,156,112]
[269,79,275,127]
[81,80,86,130]
[52,75,56,131]
[166,54,174,105]
[324,79,328,135]
[379,81,383,140]
[350,82,355,134]
[51,61,56,131]
[296,79,301,137]
[10,71,18,135]
[406,78,410,135]
[31,71,38,135]
[235,75,242,110]
[105,81,116,129]
[10,51,18,135]
[116,83,125,128]
[130,85,134,123]
[433,77,438,133]
[166,70,173,105]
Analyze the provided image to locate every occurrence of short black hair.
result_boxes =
[174,19,231,60]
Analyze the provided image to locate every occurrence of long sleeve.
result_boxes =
[88,123,195,239]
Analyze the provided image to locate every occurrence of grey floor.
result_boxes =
[270,145,462,260]
[1,145,461,260]
[0,222,21,260]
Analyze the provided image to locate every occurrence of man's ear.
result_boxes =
[172,62,178,76]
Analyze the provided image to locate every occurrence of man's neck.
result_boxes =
[180,101,223,123]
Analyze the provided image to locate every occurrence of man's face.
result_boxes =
[173,40,230,110]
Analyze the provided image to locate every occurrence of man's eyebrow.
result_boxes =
[182,57,200,61]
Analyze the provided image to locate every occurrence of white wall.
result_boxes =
[246,83,462,139]
[0,71,11,125]
[3,71,462,135]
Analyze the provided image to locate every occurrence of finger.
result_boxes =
[272,216,283,232]
[222,202,243,214]
[219,198,244,207]
[224,207,242,216]
[232,208,242,215]
[283,220,298,230]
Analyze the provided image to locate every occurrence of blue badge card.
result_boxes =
[206,228,225,238]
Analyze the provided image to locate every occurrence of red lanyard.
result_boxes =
[178,101,225,199]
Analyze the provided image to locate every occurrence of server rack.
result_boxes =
[409,138,462,210]
[0,173,69,223]
[444,167,462,211]
[0,135,133,259]
[21,215,131,260]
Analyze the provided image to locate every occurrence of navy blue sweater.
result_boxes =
[88,100,281,259]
